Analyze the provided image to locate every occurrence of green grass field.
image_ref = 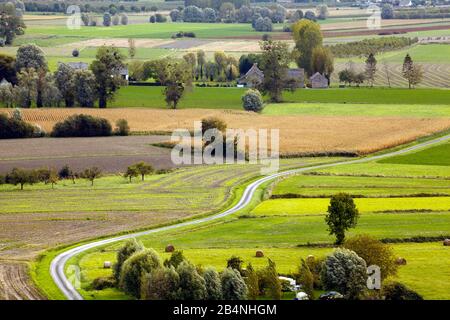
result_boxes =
[379,142,450,166]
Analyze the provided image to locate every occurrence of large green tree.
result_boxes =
[311,46,334,82]
[90,46,126,108]
[259,40,293,102]
[292,19,323,76]
[0,2,25,45]
[325,193,359,245]
[55,63,76,107]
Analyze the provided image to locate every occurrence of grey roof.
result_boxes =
[311,72,327,80]
[63,62,89,70]
[287,68,304,78]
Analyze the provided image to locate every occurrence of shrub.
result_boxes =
[113,238,144,282]
[155,13,167,23]
[242,89,264,112]
[51,114,112,137]
[81,167,102,186]
[221,267,247,300]
[72,49,79,57]
[176,261,207,300]
[201,117,227,135]
[114,119,130,136]
[119,248,162,298]
[0,113,36,139]
[203,267,222,300]
[344,234,398,281]
[91,277,115,290]
[382,281,423,300]
[321,248,367,299]
[164,251,186,269]
[141,266,180,300]
[103,12,111,26]
[120,14,128,25]
[149,15,156,23]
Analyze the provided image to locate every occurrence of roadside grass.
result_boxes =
[379,142,450,166]
[263,103,450,117]
[251,197,450,216]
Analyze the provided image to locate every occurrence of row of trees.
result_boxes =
[81,12,129,27]
[0,44,127,108]
[0,1,25,45]
[338,53,423,88]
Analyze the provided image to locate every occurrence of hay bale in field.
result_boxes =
[165,244,175,253]
[255,250,264,258]
[443,239,450,246]
[395,257,407,265]
[103,261,111,269]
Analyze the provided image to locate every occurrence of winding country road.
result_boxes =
[50,134,450,300]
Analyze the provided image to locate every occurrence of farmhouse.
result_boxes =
[310,72,329,88]
[58,62,129,82]
[238,63,305,88]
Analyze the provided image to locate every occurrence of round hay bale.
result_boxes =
[395,257,407,265]
[103,261,111,269]
[165,244,175,253]
[306,255,315,264]
[443,239,450,246]
[255,250,264,258]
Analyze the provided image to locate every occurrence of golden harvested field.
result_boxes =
[4,108,450,155]
[320,18,450,31]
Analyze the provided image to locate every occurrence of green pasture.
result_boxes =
[252,197,450,216]
[379,142,450,166]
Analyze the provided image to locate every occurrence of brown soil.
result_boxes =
[0,262,44,300]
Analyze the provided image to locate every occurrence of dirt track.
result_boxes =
[0,262,44,300]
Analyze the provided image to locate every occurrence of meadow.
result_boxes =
[379,141,450,166]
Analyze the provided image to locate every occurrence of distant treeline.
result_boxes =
[327,37,418,58]
[393,7,450,19]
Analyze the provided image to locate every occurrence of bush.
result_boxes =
[242,89,264,112]
[155,13,167,23]
[113,238,144,282]
[149,15,156,23]
[114,119,130,136]
[201,117,227,135]
[382,281,423,300]
[0,113,36,139]
[163,251,186,269]
[221,267,247,300]
[51,114,112,137]
[91,277,115,290]
[72,49,79,57]
[141,266,180,300]
[119,248,162,298]
[321,248,367,299]
[176,261,207,300]
[203,267,223,300]
[344,234,398,281]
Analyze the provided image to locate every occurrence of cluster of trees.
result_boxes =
[327,37,419,58]
[0,165,102,189]
[0,45,127,109]
[124,162,154,182]
[23,1,162,14]
[0,110,42,139]
[0,1,25,46]
[81,12,129,27]
[382,4,450,19]
[108,240,287,300]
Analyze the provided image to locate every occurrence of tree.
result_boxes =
[103,12,112,26]
[120,14,128,25]
[219,2,235,21]
[134,162,154,181]
[0,82,14,107]
[226,255,244,274]
[201,117,227,136]
[259,40,292,102]
[176,261,207,300]
[242,89,264,112]
[183,52,197,78]
[15,44,47,72]
[81,13,89,26]
[311,46,334,82]
[182,6,204,22]
[296,259,314,298]
[260,259,281,300]
[113,238,144,282]
[141,266,180,300]
[128,39,136,59]
[6,168,38,190]
[382,60,391,88]
[112,15,119,26]
[254,17,272,32]
[237,5,252,23]
[292,20,323,76]
[55,63,75,107]
[203,267,222,300]
[316,5,329,20]
[41,78,62,107]
[289,9,303,23]
[0,2,25,45]
[321,248,367,299]
[365,53,377,87]
[0,53,17,84]
[90,46,126,108]
[245,263,259,299]
[128,60,145,81]
[203,7,217,22]
[124,165,139,182]
[382,281,423,300]
[119,248,162,298]
[304,10,316,21]
[402,54,423,89]
[271,4,286,23]
[82,167,102,186]
[238,53,261,75]
[58,165,76,184]
[196,50,206,80]
[164,251,186,269]
[381,4,394,19]
[170,9,181,22]
[325,193,359,245]
[16,68,38,108]
[221,267,247,300]
[161,59,192,109]
[73,69,97,107]
[344,234,398,282]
